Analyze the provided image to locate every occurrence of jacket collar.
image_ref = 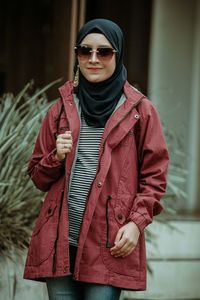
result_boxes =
[123,80,145,105]
[58,80,144,138]
[101,81,144,138]
[58,80,74,100]
[58,80,144,109]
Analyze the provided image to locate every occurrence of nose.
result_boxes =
[89,50,99,63]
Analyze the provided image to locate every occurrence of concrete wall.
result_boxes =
[122,220,200,299]
[148,0,200,213]
[0,256,48,300]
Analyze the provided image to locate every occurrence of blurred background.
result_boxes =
[0,0,200,299]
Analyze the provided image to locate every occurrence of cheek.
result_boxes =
[78,58,116,82]
[105,60,116,78]
[109,60,116,75]
[78,62,88,79]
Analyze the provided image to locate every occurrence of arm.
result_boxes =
[111,99,169,257]
[27,104,65,192]
[128,99,169,231]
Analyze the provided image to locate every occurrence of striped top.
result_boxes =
[68,114,104,246]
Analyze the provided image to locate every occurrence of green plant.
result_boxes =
[0,79,61,259]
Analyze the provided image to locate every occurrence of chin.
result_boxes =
[86,75,103,83]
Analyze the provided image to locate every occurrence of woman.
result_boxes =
[23,19,169,300]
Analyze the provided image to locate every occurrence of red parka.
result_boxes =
[23,81,169,290]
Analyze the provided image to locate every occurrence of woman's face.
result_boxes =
[77,33,116,83]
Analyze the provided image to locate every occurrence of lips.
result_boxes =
[87,68,101,72]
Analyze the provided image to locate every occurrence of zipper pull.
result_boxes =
[106,241,111,248]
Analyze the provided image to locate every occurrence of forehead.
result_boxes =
[80,33,112,46]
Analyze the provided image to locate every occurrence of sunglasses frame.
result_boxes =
[74,45,117,60]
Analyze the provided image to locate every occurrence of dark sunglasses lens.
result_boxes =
[76,46,91,57]
[98,48,114,57]
[75,46,116,60]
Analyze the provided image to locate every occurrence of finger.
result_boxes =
[114,240,136,258]
[110,230,123,252]
[57,131,72,139]
[122,245,135,258]
[122,250,133,258]
[57,143,71,149]
[60,130,71,135]
[57,142,72,155]
[110,237,127,255]
[111,238,131,256]
[56,136,73,145]
[114,228,124,245]
[57,137,73,144]
[63,131,72,138]
[111,232,137,255]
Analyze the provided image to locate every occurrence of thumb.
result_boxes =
[114,227,124,244]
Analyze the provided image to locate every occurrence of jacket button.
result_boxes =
[97,181,102,188]
[134,114,140,119]
[117,213,123,220]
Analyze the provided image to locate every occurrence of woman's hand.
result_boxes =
[110,221,140,258]
[55,131,73,161]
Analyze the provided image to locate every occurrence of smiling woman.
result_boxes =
[23,18,169,300]
[74,33,117,83]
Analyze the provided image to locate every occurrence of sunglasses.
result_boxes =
[74,45,117,61]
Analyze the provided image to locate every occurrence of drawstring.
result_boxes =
[106,195,112,248]
[52,190,64,273]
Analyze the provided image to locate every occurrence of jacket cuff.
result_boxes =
[127,211,150,233]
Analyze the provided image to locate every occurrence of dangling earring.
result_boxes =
[73,65,79,87]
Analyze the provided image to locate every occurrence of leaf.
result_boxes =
[0,79,57,259]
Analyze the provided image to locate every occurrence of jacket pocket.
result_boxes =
[33,201,57,235]
[101,205,141,277]
[26,198,58,266]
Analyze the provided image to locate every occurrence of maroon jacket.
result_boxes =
[23,80,169,290]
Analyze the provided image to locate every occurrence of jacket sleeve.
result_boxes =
[128,99,169,232]
[27,103,65,192]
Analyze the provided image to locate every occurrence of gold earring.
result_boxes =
[73,65,79,87]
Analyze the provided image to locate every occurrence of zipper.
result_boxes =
[52,189,64,273]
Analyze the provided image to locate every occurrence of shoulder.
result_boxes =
[125,82,160,118]
[48,99,63,118]
[47,80,74,118]
[137,95,159,114]
[124,83,162,126]
[39,99,64,135]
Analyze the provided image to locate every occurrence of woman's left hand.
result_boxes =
[110,221,140,258]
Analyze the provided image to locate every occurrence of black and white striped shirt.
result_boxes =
[68,114,104,246]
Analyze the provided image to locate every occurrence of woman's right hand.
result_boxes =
[55,131,73,161]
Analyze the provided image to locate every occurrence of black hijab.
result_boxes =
[74,19,127,127]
